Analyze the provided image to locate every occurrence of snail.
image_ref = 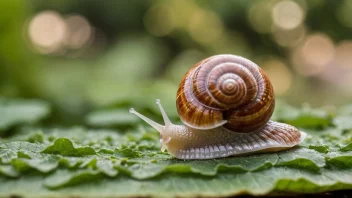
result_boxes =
[130,54,306,159]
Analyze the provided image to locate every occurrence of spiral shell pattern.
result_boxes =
[176,54,275,133]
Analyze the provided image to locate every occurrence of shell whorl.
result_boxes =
[176,54,275,133]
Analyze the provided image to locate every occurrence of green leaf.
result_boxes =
[44,169,102,189]
[26,131,44,143]
[340,143,352,151]
[276,147,325,172]
[58,157,94,169]
[333,116,352,131]
[0,147,16,164]
[0,98,50,132]
[327,155,352,169]
[97,159,118,177]
[2,168,352,197]
[309,145,330,154]
[42,138,96,156]
[273,103,333,129]
[12,156,60,173]
[0,142,45,164]
[0,165,19,177]
[114,147,141,158]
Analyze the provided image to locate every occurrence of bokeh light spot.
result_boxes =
[302,34,335,68]
[272,0,305,30]
[335,41,352,69]
[261,59,292,95]
[64,14,92,49]
[273,25,306,48]
[28,10,67,54]
[292,33,335,76]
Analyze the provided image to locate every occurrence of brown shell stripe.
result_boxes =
[225,68,275,132]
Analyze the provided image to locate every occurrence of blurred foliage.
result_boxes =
[0,0,38,96]
[1,0,352,124]
[0,98,50,134]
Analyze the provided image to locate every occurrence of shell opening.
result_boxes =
[181,118,227,130]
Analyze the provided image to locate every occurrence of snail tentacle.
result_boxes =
[156,99,172,127]
[129,108,164,133]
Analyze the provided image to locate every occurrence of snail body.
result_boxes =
[130,54,306,159]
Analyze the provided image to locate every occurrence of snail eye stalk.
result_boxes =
[156,99,172,127]
[129,107,164,134]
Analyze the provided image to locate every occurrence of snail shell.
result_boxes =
[130,54,306,159]
[176,55,274,132]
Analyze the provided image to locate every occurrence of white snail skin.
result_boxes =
[130,54,306,160]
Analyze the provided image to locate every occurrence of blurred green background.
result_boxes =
[1,0,352,123]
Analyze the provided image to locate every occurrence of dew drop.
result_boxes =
[129,108,135,113]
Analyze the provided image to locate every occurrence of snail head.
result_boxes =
[129,99,173,152]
